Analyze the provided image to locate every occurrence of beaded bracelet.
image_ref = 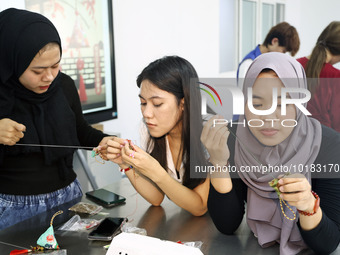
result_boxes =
[120,165,133,173]
[297,191,320,216]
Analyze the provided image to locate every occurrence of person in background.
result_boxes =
[207,53,340,255]
[0,8,113,230]
[297,21,340,132]
[107,56,210,216]
[237,22,300,88]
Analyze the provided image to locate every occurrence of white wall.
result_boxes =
[102,0,220,144]
[0,0,24,9]
[286,0,340,60]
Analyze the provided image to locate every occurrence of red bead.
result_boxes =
[297,191,320,216]
[120,166,133,173]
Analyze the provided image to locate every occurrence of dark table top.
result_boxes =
[0,178,339,255]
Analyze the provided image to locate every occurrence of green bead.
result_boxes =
[91,150,98,157]
[269,178,281,197]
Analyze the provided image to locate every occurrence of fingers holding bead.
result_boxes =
[121,140,143,166]
[123,141,136,159]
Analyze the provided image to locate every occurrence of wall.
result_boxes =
[286,0,340,62]
[103,0,221,144]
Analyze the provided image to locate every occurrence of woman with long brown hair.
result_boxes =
[107,56,209,216]
[297,21,340,132]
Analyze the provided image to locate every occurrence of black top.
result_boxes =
[0,73,105,195]
[0,8,79,169]
[208,125,340,254]
[0,9,106,195]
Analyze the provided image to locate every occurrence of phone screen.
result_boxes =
[86,189,126,207]
[88,217,125,240]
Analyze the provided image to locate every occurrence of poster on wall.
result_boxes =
[25,0,117,123]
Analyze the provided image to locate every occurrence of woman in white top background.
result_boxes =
[107,56,211,216]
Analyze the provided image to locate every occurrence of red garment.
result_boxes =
[297,57,340,132]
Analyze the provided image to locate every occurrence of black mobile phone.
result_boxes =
[85,189,126,208]
[88,217,126,241]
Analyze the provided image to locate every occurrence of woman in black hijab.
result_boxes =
[0,8,112,230]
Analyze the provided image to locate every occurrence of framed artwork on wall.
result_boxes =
[25,0,117,124]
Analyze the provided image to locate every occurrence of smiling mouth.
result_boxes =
[260,128,279,136]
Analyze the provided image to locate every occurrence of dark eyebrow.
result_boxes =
[252,95,263,99]
[31,59,61,69]
[138,94,164,100]
[252,94,283,99]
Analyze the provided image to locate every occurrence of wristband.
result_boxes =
[120,165,133,173]
[297,191,320,216]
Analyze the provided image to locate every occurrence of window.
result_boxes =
[238,0,285,62]
[262,3,274,42]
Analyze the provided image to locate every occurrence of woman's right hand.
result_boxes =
[106,137,130,168]
[0,118,26,145]
[201,115,230,166]
[201,115,232,194]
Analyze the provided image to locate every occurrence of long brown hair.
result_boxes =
[136,56,207,189]
[305,21,340,95]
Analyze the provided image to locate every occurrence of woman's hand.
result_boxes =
[0,118,26,145]
[279,173,322,231]
[278,173,316,212]
[106,137,130,168]
[201,115,230,166]
[96,136,116,161]
[120,141,165,182]
[201,116,232,193]
[107,139,166,206]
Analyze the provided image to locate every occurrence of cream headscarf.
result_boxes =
[235,52,322,255]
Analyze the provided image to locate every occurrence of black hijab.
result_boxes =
[0,8,79,176]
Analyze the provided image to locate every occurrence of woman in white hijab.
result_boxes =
[204,52,340,254]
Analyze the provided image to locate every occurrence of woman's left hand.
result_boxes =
[120,141,164,182]
[278,174,316,212]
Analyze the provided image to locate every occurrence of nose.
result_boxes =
[259,107,280,121]
[42,68,55,82]
[142,104,153,119]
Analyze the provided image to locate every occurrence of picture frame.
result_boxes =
[25,0,117,124]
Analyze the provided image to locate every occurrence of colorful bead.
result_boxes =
[297,191,320,216]
[280,198,296,221]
